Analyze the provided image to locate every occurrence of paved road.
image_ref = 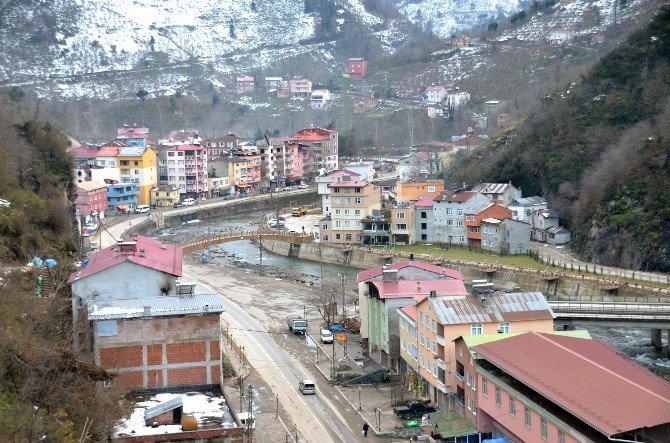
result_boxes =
[531,241,669,285]
[186,264,359,443]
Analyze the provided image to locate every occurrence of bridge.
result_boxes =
[179,229,314,254]
[550,301,670,356]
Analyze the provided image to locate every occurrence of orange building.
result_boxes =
[396,180,445,203]
[464,203,512,248]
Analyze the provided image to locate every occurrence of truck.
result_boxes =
[291,207,308,217]
[287,316,307,334]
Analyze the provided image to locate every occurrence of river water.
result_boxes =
[153,211,670,379]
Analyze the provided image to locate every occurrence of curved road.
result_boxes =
[99,208,358,442]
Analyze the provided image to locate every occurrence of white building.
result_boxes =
[166,144,208,197]
[446,90,471,109]
[342,162,374,181]
[425,85,446,103]
[315,169,361,216]
[310,89,331,109]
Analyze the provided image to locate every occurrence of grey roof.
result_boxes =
[546,226,570,234]
[509,196,546,207]
[430,291,554,325]
[88,293,224,320]
[119,146,147,156]
[145,396,183,420]
[472,182,515,195]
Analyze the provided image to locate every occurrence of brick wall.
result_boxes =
[95,314,222,390]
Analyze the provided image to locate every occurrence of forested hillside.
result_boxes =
[448,6,670,272]
[0,97,125,439]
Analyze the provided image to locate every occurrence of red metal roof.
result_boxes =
[357,260,464,282]
[415,195,435,208]
[68,234,182,283]
[97,146,121,157]
[371,279,467,298]
[172,144,205,151]
[474,332,670,437]
[70,147,100,159]
[399,304,417,321]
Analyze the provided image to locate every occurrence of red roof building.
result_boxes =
[348,57,368,79]
[464,203,513,248]
[473,332,670,442]
[357,260,464,282]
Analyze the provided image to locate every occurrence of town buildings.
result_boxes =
[471,183,521,207]
[508,196,547,224]
[165,144,208,198]
[414,195,435,242]
[76,181,108,223]
[411,291,554,410]
[257,140,303,189]
[236,75,255,93]
[150,185,180,207]
[471,332,670,442]
[315,169,361,216]
[426,85,447,103]
[69,235,225,391]
[117,145,158,206]
[292,127,338,175]
[310,89,331,109]
[480,218,531,255]
[396,180,444,203]
[398,154,431,181]
[320,178,381,244]
[432,190,491,246]
[358,261,468,368]
[289,77,312,98]
[464,203,513,249]
[264,76,283,90]
[347,57,368,79]
[107,182,139,213]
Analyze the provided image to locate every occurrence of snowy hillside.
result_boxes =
[393,0,528,38]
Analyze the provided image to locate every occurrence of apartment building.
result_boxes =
[229,149,262,194]
[310,89,331,109]
[202,133,247,161]
[412,291,554,411]
[115,125,149,147]
[289,77,312,98]
[347,57,368,79]
[464,203,512,249]
[432,190,491,245]
[391,204,415,245]
[236,76,255,93]
[315,169,361,215]
[292,127,338,176]
[480,218,531,255]
[257,141,304,189]
[414,195,435,242]
[165,145,208,198]
[398,305,419,378]
[150,185,180,207]
[320,178,381,244]
[396,180,445,203]
[357,261,467,369]
[76,181,108,223]
[117,146,158,205]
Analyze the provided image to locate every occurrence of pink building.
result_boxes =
[236,76,255,94]
[76,181,108,222]
[469,332,670,442]
[166,145,208,198]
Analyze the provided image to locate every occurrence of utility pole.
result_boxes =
[340,273,346,321]
[259,231,263,275]
[331,337,336,380]
[246,384,254,441]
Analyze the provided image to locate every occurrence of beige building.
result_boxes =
[320,178,381,244]
[391,205,415,245]
[150,185,180,207]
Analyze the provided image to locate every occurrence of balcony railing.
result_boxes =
[436,335,446,346]
[456,372,464,382]
[455,395,464,407]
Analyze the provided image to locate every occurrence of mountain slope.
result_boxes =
[447,5,670,271]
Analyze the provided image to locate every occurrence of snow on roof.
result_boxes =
[115,391,236,438]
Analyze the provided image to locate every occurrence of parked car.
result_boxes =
[320,329,333,344]
[393,402,437,420]
[182,198,195,206]
[298,380,316,395]
[135,204,150,213]
[298,184,308,189]
[328,324,346,332]
[173,201,183,208]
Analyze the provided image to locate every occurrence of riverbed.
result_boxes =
[151,211,670,379]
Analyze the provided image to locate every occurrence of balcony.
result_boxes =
[436,335,446,346]
[435,357,447,370]
[456,371,464,382]
[454,395,464,407]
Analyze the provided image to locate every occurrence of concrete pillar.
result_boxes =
[651,329,662,349]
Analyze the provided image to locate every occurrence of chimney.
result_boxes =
[143,305,151,316]
[429,289,436,297]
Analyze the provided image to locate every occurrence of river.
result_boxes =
[152,211,670,379]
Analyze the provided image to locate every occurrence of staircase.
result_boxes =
[35,268,53,297]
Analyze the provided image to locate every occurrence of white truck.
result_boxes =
[287,316,307,335]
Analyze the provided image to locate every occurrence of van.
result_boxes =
[89,241,99,249]
[237,412,256,429]
[182,198,195,206]
[136,204,150,213]
[298,380,315,395]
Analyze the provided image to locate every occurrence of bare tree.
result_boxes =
[308,287,338,326]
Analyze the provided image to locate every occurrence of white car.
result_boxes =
[182,198,196,206]
[298,184,308,189]
[320,329,333,343]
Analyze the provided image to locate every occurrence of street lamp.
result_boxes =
[358,386,362,411]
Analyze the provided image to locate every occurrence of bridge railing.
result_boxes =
[179,230,314,254]
[549,302,670,314]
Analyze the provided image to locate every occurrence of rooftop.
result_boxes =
[428,291,554,325]
[471,182,515,195]
[433,190,477,203]
[77,181,107,192]
[68,234,182,283]
[371,279,467,299]
[87,293,224,320]
[474,332,670,437]
[357,260,464,282]
[509,196,547,207]
[329,181,369,188]
[70,147,100,159]
[119,146,148,157]
[458,330,592,349]
[415,195,435,208]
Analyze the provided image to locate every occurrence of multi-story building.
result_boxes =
[310,89,331,109]
[480,218,531,255]
[68,235,225,391]
[257,140,304,189]
[414,195,435,243]
[106,182,140,213]
[117,146,158,205]
[508,196,547,224]
[357,261,467,369]
[236,75,255,93]
[229,151,262,194]
[76,181,108,223]
[453,330,591,434]
[360,211,392,246]
[347,57,368,79]
[292,127,338,176]
[391,204,415,245]
[425,85,446,103]
[320,178,381,244]
[471,182,521,207]
[115,125,149,147]
[158,130,202,147]
[264,76,283,90]
[202,133,247,161]
[166,144,208,198]
[412,291,554,411]
[150,185,180,207]
[446,89,471,109]
[315,169,361,215]
[464,203,513,249]
[289,77,312,98]
[398,304,419,379]
[341,162,374,180]
[432,190,491,245]
[471,332,670,442]
[396,180,445,203]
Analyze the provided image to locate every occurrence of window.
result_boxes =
[558,431,565,443]
[344,209,350,215]
[355,197,361,204]
[335,209,341,215]
[335,221,341,227]
[334,197,341,203]
[499,322,510,333]
[525,407,531,428]
[396,224,407,230]
[344,197,351,204]
[355,209,361,216]
[345,234,352,241]
[426,361,431,371]
[466,372,471,386]
[482,378,488,396]
[419,311,423,323]
[420,333,425,345]
[431,319,436,332]
[509,397,516,417]
[344,221,350,227]
[458,347,463,356]
[456,209,463,215]
[336,234,341,240]
[447,220,453,226]
[495,387,501,407]
[421,211,427,219]
[446,208,453,215]
[459,236,465,242]
[397,212,405,219]
[421,223,427,229]
[540,418,547,439]
[432,342,437,353]
[466,396,472,411]
[428,186,436,192]
[471,324,483,335]
[355,221,361,227]
[421,234,427,240]
[322,224,328,230]
[433,366,437,377]
[455,220,462,227]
